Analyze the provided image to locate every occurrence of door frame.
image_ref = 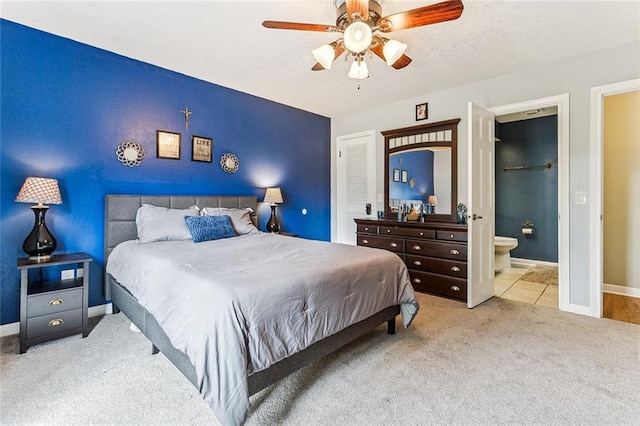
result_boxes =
[490,94,570,312]
[336,129,376,245]
[590,79,640,317]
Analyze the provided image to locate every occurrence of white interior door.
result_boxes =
[336,130,376,245]
[468,102,496,308]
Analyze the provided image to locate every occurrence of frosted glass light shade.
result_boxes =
[343,21,372,53]
[312,44,335,69]
[348,59,369,79]
[383,39,407,66]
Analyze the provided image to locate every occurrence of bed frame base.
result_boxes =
[108,275,400,396]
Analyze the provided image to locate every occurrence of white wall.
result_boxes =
[331,41,640,310]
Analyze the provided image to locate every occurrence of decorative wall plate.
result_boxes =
[116,141,144,167]
[409,177,416,189]
[220,153,239,173]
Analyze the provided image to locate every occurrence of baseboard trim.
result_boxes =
[567,303,594,317]
[511,257,558,267]
[0,304,108,337]
[603,284,640,298]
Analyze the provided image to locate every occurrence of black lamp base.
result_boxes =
[23,206,57,261]
[266,204,280,233]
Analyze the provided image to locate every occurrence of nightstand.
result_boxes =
[17,252,92,353]
[278,231,299,237]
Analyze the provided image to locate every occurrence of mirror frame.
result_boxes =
[382,118,460,223]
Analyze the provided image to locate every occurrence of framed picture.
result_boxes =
[191,135,213,163]
[416,102,428,121]
[156,130,181,160]
[401,170,408,183]
[393,168,400,182]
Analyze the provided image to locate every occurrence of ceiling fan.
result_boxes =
[262,0,464,80]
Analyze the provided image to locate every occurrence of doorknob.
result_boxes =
[472,213,483,220]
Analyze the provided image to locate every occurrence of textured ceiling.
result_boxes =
[2,1,639,117]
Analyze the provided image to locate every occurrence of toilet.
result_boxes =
[495,236,518,270]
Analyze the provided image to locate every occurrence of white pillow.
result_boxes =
[136,204,200,243]
[201,207,260,235]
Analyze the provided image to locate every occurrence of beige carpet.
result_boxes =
[1,293,639,425]
[520,265,558,285]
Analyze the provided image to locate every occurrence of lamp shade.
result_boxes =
[348,59,369,79]
[312,44,335,70]
[264,187,283,205]
[343,21,372,53]
[15,177,62,206]
[383,39,407,66]
[428,195,438,205]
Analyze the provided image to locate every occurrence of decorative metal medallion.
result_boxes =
[116,141,145,167]
[220,153,239,173]
[409,177,416,189]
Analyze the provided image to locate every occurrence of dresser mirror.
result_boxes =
[382,118,460,222]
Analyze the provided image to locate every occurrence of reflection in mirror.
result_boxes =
[383,118,460,222]
[388,147,452,215]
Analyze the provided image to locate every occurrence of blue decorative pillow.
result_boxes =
[184,215,236,243]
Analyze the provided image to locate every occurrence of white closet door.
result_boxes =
[336,130,376,245]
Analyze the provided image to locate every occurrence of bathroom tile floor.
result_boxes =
[495,263,558,308]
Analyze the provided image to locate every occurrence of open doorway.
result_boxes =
[489,94,570,312]
[493,108,559,307]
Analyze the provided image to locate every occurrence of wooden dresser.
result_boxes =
[355,218,468,302]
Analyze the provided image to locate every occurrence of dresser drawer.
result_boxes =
[26,308,83,340]
[406,239,467,260]
[27,287,83,318]
[357,224,377,234]
[408,270,467,301]
[379,226,436,239]
[406,255,467,278]
[357,235,405,253]
[436,230,467,242]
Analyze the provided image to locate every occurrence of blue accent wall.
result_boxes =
[0,20,331,325]
[495,115,558,262]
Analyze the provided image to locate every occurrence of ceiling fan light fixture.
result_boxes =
[348,59,369,80]
[343,21,372,53]
[383,39,407,66]
[312,44,335,69]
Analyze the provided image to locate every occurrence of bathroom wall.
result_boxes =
[603,90,640,290]
[495,116,558,262]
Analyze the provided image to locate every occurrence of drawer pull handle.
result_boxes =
[364,227,369,231]
[419,232,424,236]
[414,260,422,266]
[450,234,455,239]
[390,242,398,248]
[413,245,421,250]
[451,266,461,272]
[451,286,461,292]
[386,229,391,233]
[362,239,369,244]
[413,278,422,284]
[48,319,64,327]
[450,249,460,255]
[49,298,64,306]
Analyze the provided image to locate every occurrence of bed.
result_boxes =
[104,195,418,425]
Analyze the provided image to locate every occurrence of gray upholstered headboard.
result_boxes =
[104,195,258,299]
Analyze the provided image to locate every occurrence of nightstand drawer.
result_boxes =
[408,270,467,301]
[26,308,83,340]
[27,288,83,318]
[357,235,405,253]
[406,255,467,278]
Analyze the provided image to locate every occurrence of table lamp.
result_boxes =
[15,177,62,261]
[427,195,438,214]
[263,187,283,233]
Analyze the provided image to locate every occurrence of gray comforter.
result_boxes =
[106,233,418,425]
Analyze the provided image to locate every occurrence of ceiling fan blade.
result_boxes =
[377,0,464,33]
[346,0,369,19]
[262,20,339,32]
[312,43,346,71]
[370,42,412,69]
